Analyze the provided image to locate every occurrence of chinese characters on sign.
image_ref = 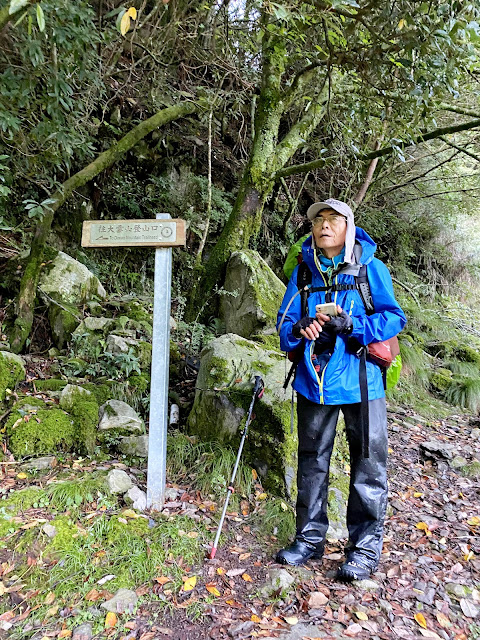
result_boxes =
[81,219,185,248]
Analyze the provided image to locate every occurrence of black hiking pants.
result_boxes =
[295,393,388,567]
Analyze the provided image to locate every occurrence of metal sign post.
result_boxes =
[146,213,172,510]
[81,214,185,511]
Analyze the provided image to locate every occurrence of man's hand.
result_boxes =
[292,317,323,340]
[315,305,352,334]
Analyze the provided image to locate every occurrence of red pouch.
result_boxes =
[367,336,400,368]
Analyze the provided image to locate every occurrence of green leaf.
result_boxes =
[8,0,29,15]
[36,3,44,31]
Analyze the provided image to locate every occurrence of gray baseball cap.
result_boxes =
[307,198,356,264]
[306,198,353,221]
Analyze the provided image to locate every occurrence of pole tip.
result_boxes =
[208,547,217,559]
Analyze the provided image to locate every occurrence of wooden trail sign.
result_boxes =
[81,214,185,510]
[81,218,185,248]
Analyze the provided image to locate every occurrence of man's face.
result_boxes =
[312,208,347,257]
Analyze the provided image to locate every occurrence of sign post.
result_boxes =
[82,214,185,510]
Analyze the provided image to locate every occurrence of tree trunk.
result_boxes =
[10,101,197,353]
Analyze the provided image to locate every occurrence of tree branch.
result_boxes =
[364,119,480,160]
[10,101,198,353]
[438,136,480,162]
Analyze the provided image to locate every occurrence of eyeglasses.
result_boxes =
[312,213,347,227]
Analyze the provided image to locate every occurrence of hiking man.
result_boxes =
[276,198,406,581]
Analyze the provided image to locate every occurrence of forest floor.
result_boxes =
[1,402,479,640]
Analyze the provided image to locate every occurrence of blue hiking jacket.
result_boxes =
[277,229,407,405]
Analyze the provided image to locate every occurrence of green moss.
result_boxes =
[251,333,281,351]
[430,369,453,393]
[125,301,152,324]
[462,461,480,478]
[136,341,152,369]
[453,345,480,365]
[128,374,149,394]
[0,351,26,401]
[45,515,79,552]
[6,406,76,458]
[48,303,81,349]
[1,486,44,511]
[82,381,112,406]
[70,399,98,455]
[34,379,68,392]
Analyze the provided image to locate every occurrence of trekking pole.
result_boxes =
[208,376,264,560]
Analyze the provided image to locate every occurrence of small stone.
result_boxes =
[470,428,480,441]
[353,579,380,591]
[450,456,468,470]
[42,523,57,538]
[125,486,147,511]
[307,591,329,608]
[118,435,148,457]
[228,620,255,637]
[106,469,133,494]
[20,456,56,471]
[165,487,179,501]
[445,583,471,599]
[260,568,296,597]
[100,588,138,613]
[83,317,114,332]
[72,623,93,640]
[420,440,456,460]
[59,384,92,411]
[98,400,144,434]
[106,334,129,353]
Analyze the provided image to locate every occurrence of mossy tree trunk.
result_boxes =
[188,21,329,318]
[10,101,197,354]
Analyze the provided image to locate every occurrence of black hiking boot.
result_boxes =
[336,555,376,582]
[275,539,324,566]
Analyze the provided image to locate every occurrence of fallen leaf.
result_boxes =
[344,623,363,636]
[284,616,298,625]
[154,576,172,585]
[415,522,432,537]
[85,588,102,601]
[251,614,261,622]
[97,574,115,585]
[16,472,28,480]
[122,509,139,519]
[182,576,197,592]
[239,553,251,561]
[460,598,479,618]
[205,583,221,597]
[242,573,253,582]
[226,568,244,577]
[257,493,267,500]
[419,629,443,639]
[216,568,225,575]
[414,612,427,629]
[354,611,368,620]
[44,591,55,605]
[58,631,72,639]
[436,612,451,628]
[252,468,258,481]
[187,531,198,539]
[105,612,117,628]
[467,516,480,526]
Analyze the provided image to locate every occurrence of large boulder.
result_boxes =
[39,251,106,348]
[0,351,26,401]
[188,334,297,497]
[221,250,286,338]
[39,251,106,305]
[187,334,351,531]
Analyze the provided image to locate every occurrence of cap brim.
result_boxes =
[307,202,337,220]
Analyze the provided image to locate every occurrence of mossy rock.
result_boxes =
[0,351,26,401]
[48,303,81,349]
[188,333,296,498]
[453,345,480,366]
[430,368,453,393]
[221,250,286,339]
[6,404,76,458]
[34,379,68,392]
[39,251,106,306]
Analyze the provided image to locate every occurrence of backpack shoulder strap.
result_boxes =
[355,264,375,316]
[297,261,312,317]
